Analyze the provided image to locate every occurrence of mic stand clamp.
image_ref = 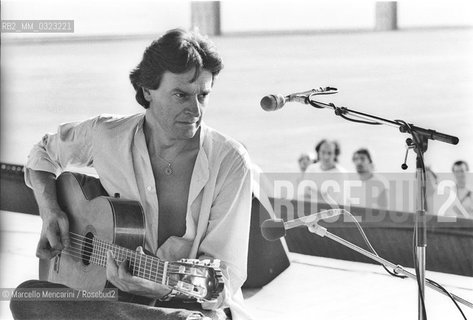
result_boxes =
[401,138,414,170]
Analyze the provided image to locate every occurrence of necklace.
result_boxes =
[155,148,185,176]
[143,121,189,176]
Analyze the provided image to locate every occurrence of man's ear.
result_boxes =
[142,87,152,102]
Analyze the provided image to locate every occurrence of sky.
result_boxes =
[1,0,472,39]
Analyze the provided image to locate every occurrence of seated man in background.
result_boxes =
[350,148,388,209]
[296,153,312,190]
[450,160,473,218]
[303,139,347,205]
[297,153,312,173]
[10,29,253,320]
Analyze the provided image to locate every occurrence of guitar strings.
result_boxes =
[66,233,181,275]
[68,231,180,273]
[66,232,211,283]
[67,232,181,273]
[60,246,179,285]
[67,233,180,274]
[68,231,192,272]
[62,244,201,298]
[59,249,179,287]
[61,234,216,297]
[65,240,174,279]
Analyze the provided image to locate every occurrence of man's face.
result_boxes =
[318,142,337,167]
[453,164,468,186]
[146,68,213,140]
[353,153,372,175]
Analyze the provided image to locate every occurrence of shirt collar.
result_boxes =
[189,123,209,203]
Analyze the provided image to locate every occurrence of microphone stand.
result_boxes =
[306,96,460,320]
[305,220,473,309]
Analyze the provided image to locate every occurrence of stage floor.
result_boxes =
[1,211,472,320]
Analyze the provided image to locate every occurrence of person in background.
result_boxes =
[307,140,345,173]
[351,148,388,209]
[425,166,438,215]
[295,153,312,195]
[298,153,312,173]
[303,139,347,204]
[451,160,473,218]
[306,139,346,173]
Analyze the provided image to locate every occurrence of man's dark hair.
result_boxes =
[129,28,224,109]
[352,148,373,163]
[298,153,310,162]
[452,160,469,172]
[314,139,340,163]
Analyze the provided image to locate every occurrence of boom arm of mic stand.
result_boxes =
[306,222,473,309]
[307,98,459,145]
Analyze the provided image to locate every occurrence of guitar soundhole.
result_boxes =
[81,232,94,266]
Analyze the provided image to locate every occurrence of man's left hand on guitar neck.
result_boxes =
[106,250,172,299]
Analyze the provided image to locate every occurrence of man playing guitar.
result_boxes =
[10,29,253,320]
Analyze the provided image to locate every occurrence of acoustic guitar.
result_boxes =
[39,172,224,302]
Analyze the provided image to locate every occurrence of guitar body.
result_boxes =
[39,172,145,292]
[39,171,223,302]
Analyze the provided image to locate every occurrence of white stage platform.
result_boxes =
[1,211,472,320]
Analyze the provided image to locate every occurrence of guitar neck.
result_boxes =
[76,234,169,284]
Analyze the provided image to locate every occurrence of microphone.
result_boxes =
[260,87,338,111]
[261,209,345,241]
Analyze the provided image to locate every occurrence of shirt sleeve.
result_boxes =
[24,116,100,188]
[198,150,253,310]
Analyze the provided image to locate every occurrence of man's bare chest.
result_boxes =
[148,150,198,244]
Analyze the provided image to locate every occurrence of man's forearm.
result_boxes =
[28,169,62,215]
[28,169,71,258]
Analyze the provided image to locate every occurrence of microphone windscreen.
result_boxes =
[260,94,285,111]
[261,219,286,241]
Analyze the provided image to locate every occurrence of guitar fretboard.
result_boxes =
[67,233,171,285]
